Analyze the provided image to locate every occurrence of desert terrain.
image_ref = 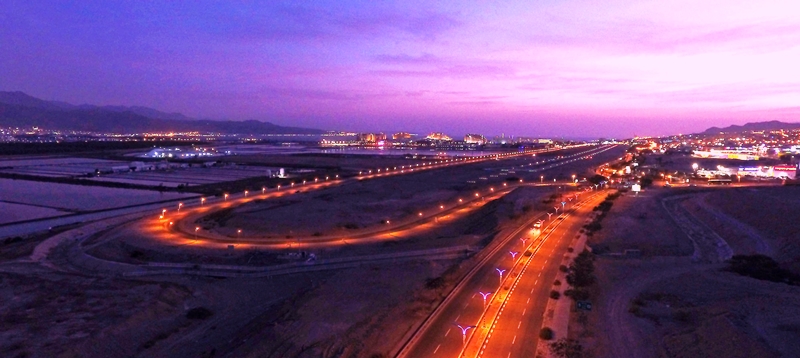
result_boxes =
[571,184,800,358]
[0,145,626,357]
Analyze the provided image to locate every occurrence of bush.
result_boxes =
[559,265,569,272]
[550,290,561,299]
[567,251,596,288]
[186,307,213,320]
[726,254,799,285]
[425,277,445,289]
[549,338,583,358]
[673,309,692,323]
[554,279,561,286]
[539,327,554,340]
[564,288,590,301]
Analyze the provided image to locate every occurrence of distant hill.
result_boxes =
[0,91,324,134]
[703,120,800,134]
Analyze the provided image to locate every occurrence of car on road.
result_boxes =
[533,220,543,228]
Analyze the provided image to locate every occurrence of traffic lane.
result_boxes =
[505,195,603,358]
[404,238,526,358]
[488,210,590,358]
[415,193,600,358]
[403,214,551,357]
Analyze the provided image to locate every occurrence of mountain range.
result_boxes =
[0,91,324,134]
[703,120,800,134]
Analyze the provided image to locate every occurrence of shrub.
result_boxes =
[726,254,799,285]
[564,288,590,301]
[550,290,561,299]
[186,307,213,320]
[554,280,561,286]
[539,327,554,340]
[549,338,583,358]
[425,277,445,289]
[673,309,692,323]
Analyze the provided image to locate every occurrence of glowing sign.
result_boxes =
[774,165,798,171]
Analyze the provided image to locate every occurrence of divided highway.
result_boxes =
[398,188,610,358]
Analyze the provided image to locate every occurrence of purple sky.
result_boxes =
[2,1,799,138]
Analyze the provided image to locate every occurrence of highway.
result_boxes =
[138,144,621,249]
[398,188,609,358]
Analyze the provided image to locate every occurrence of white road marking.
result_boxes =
[434,344,441,354]
[522,308,526,316]
[446,328,450,337]
[512,335,517,344]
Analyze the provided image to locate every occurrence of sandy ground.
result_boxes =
[0,182,548,358]
[587,190,693,256]
[683,186,800,272]
[568,186,800,358]
[200,147,612,238]
[0,146,627,358]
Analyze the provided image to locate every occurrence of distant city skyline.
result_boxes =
[2,1,798,138]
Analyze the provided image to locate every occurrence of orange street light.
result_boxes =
[201,197,206,205]
[224,194,229,200]
[194,227,200,240]
[178,202,183,211]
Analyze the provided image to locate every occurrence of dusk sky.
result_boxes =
[2,1,799,138]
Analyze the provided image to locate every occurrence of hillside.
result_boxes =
[703,120,800,134]
[0,91,324,134]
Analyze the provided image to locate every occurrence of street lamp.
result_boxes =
[520,237,528,247]
[478,291,492,309]
[201,197,206,205]
[194,227,199,240]
[244,190,249,197]
[541,175,544,183]
[455,323,476,346]
[224,194,229,201]
[509,251,518,261]
[547,212,553,220]
[554,206,560,214]
[496,268,506,286]
[237,229,241,238]
[178,202,183,211]
[262,187,266,194]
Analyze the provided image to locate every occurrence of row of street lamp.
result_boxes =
[452,188,596,352]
